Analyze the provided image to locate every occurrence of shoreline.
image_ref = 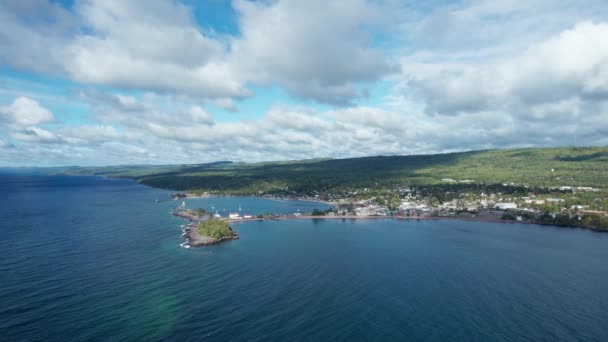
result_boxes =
[173,209,607,249]
[175,209,607,234]
[176,193,337,206]
[225,215,508,224]
[224,214,608,232]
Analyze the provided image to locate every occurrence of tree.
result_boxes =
[312,208,324,216]
[389,196,401,211]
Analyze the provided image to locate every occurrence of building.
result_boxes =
[495,202,517,210]
[229,212,241,219]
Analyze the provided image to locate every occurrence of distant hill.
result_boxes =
[63,146,608,193]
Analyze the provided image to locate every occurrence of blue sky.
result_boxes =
[1,0,608,166]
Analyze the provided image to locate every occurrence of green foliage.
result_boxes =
[389,196,401,210]
[312,208,324,216]
[197,220,233,239]
[580,214,608,231]
[537,213,579,226]
[190,208,207,217]
[601,216,608,231]
[63,146,608,194]
[501,213,517,221]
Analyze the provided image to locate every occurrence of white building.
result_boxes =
[228,212,241,219]
[495,202,517,210]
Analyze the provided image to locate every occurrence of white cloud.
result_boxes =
[230,0,394,104]
[63,0,250,100]
[1,0,608,166]
[2,90,608,166]
[0,96,55,126]
[12,126,61,143]
[0,0,393,105]
[407,21,608,115]
[0,0,75,74]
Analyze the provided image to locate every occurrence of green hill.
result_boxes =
[64,146,608,194]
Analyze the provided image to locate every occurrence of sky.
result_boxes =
[1,0,608,166]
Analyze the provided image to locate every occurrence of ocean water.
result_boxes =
[1,175,608,341]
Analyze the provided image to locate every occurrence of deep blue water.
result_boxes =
[1,175,608,341]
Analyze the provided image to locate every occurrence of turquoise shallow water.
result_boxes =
[1,174,608,341]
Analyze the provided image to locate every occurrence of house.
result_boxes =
[495,202,517,210]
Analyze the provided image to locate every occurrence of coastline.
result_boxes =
[225,215,508,224]
[223,214,608,232]
[174,207,607,236]
[168,194,607,248]
[177,192,337,207]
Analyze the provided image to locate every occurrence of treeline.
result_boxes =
[68,146,608,194]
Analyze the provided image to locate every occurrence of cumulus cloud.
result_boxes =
[0,0,392,105]
[86,93,216,142]
[2,90,608,166]
[230,0,395,104]
[1,0,608,166]
[0,96,56,126]
[0,0,76,74]
[404,0,608,55]
[63,0,250,100]
[12,126,60,143]
[405,21,608,115]
[387,1,608,154]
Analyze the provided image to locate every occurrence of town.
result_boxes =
[173,180,608,231]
